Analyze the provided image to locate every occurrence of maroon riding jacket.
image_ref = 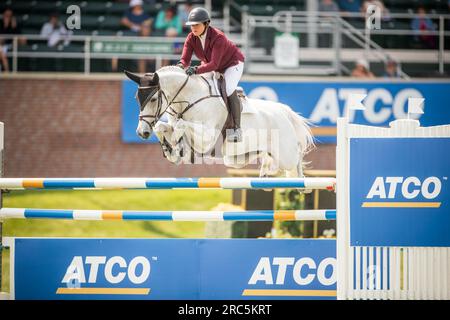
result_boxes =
[179,27,245,74]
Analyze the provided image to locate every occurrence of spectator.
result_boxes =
[121,0,152,35]
[178,1,194,34]
[383,59,401,78]
[0,8,23,72]
[40,13,72,47]
[154,5,182,37]
[119,0,152,73]
[318,0,339,47]
[337,0,361,14]
[411,6,437,49]
[154,5,182,66]
[319,0,339,12]
[351,58,375,78]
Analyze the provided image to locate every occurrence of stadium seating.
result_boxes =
[0,0,448,73]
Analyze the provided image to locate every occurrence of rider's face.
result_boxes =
[191,23,206,36]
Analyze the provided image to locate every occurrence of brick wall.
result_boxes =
[0,75,335,177]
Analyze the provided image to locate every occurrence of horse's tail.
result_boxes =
[282,104,316,157]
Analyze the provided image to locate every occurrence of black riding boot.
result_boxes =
[226,90,242,142]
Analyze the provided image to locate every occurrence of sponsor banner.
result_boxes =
[122,80,450,143]
[92,40,174,55]
[13,238,336,300]
[240,81,450,143]
[122,80,160,144]
[349,138,450,247]
[122,80,450,144]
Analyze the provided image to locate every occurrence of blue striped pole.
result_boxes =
[0,177,336,190]
[0,208,336,221]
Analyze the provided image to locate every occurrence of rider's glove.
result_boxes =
[185,66,197,76]
[176,61,184,69]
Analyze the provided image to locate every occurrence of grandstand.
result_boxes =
[0,0,449,76]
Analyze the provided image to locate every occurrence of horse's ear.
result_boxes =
[152,72,159,84]
[124,70,141,84]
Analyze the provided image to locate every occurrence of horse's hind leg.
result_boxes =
[284,156,301,178]
[281,144,313,193]
[259,153,279,192]
[295,157,305,178]
[259,152,274,178]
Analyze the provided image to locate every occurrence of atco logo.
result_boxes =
[363,176,443,208]
[248,87,424,125]
[58,256,151,295]
[247,257,336,287]
[309,88,424,124]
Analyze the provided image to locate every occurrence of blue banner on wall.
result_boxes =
[349,138,450,247]
[122,79,450,144]
[122,80,160,144]
[13,238,336,300]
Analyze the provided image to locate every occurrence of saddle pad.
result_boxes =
[241,97,256,114]
[205,72,256,114]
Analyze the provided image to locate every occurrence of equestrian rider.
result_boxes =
[177,7,245,143]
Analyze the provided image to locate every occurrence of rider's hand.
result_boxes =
[176,62,184,69]
[185,66,197,76]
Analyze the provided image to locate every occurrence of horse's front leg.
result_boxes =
[154,122,183,164]
[172,119,187,144]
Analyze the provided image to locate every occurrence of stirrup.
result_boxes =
[227,128,242,142]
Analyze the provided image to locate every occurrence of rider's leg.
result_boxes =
[227,90,241,128]
[224,61,244,142]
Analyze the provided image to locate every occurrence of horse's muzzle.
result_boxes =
[142,131,151,139]
[136,128,152,140]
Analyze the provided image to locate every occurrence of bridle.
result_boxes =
[136,83,166,128]
[137,72,221,127]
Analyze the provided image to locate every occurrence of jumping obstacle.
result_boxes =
[0,177,335,190]
[0,176,337,222]
[0,208,336,221]
[1,118,449,301]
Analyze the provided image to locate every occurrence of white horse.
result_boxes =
[125,66,314,177]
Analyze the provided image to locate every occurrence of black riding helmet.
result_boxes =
[185,7,210,25]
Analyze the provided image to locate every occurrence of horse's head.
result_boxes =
[124,70,163,140]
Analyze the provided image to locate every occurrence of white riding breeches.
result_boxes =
[224,61,244,97]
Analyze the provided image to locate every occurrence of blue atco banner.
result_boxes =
[349,138,450,247]
[240,81,450,143]
[13,238,336,300]
[122,79,450,144]
[122,80,160,144]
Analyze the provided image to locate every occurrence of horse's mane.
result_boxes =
[157,65,186,74]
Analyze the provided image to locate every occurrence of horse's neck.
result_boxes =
[158,71,227,153]
[158,72,187,97]
[160,72,204,100]
[158,71,227,142]
[159,72,211,112]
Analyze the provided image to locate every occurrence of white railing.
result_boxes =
[0,33,247,74]
[228,4,450,76]
[0,34,189,73]
[1,9,449,75]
